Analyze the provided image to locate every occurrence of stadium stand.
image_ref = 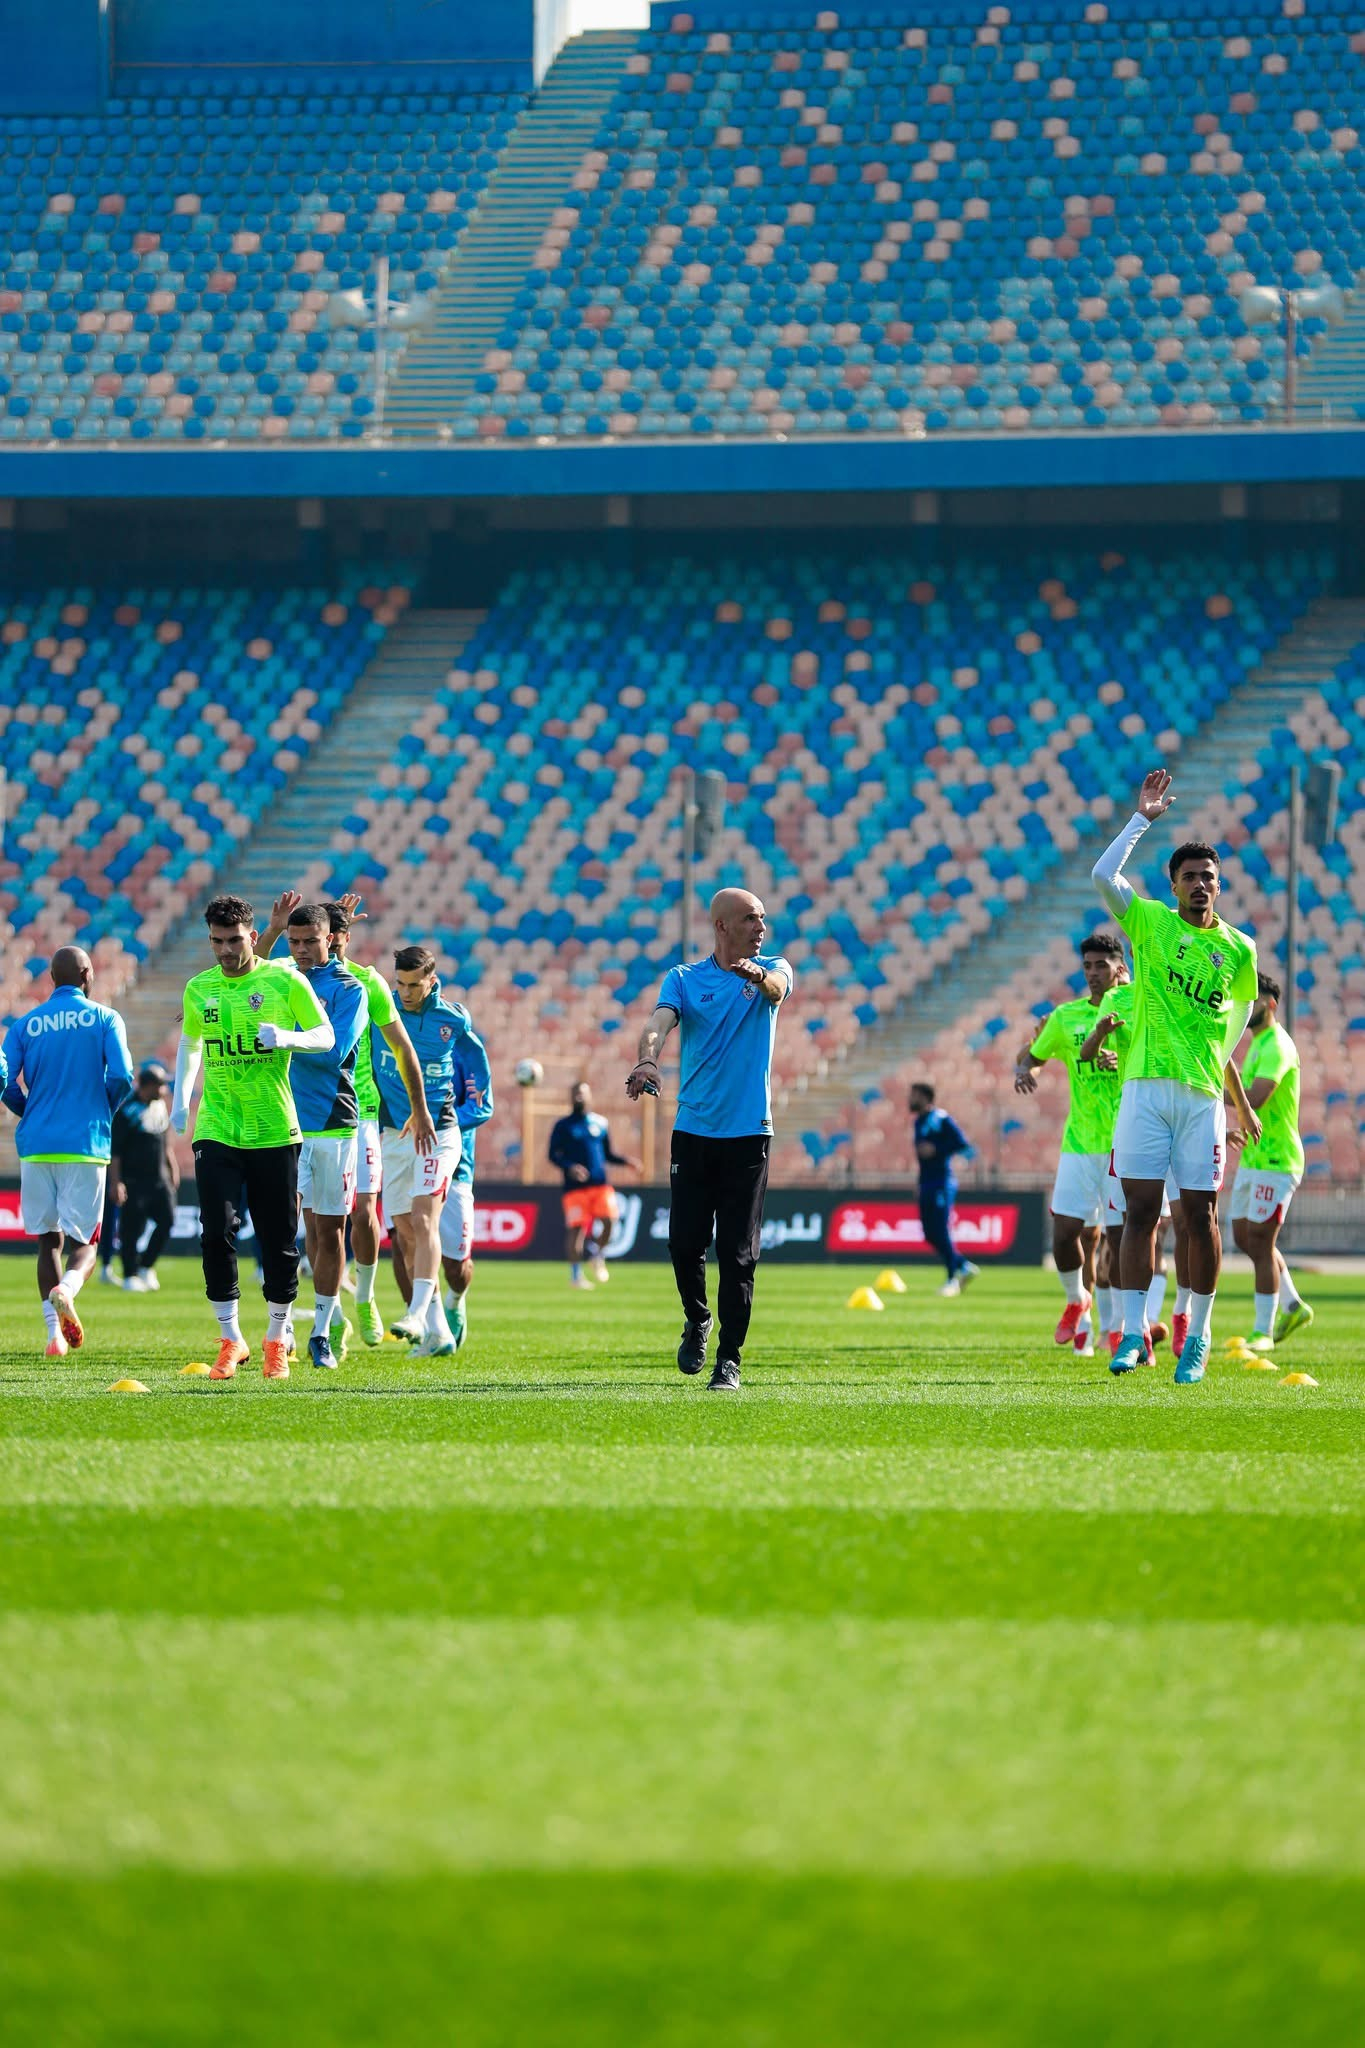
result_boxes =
[313,535,1334,1173]
[460,5,1365,439]
[778,588,1365,1185]
[0,571,414,1016]
[0,78,523,441]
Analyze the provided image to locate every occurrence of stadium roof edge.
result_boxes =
[1,430,1364,499]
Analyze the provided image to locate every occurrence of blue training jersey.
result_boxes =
[289,958,366,1138]
[1,985,135,1162]
[914,1107,971,1191]
[656,953,794,1140]
[373,984,493,1160]
[548,1109,628,1189]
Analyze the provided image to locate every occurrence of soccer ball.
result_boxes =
[515,1057,544,1088]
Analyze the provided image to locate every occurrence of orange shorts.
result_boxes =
[561,1184,618,1231]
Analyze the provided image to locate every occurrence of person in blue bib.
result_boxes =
[627,887,794,1391]
[909,1081,979,1297]
[1,945,134,1355]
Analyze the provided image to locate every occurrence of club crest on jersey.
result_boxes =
[1209,950,1225,970]
[248,992,264,1011]
[439,1024,453,1041]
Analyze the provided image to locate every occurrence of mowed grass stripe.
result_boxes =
[2,1504,1359,1620]
[1,1441,1360,1515]
[3,1871,1362,2048]
[2,1616,1362,1876]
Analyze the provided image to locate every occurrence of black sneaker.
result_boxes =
[707,1356,741,1392]
[677,1315,713,1376]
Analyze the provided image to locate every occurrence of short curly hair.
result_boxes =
[204,894,254,929]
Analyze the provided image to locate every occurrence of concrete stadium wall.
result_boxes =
[0,0,109,115]
[110,0,550,88]
[0,430,1363,502]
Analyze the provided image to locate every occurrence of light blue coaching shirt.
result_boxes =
[656,953,794,1140]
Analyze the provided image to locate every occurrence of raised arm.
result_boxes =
[257,889,304,959]
[1093,769,1173,918]
[626,1006,679,1100]
[732,959,790,1005]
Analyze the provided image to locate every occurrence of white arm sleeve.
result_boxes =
[1091,812,1151,918]
[277,1020,335,1052]
[172,1032,202,1127]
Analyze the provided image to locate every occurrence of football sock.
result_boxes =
[42,1301,59,1339]
[409,1276,437,1325]
[355,1262,378,1305]
[1145,1272,1167,1323]
[210,1298,242,1343]
[1174,1284,1192,1316]
[570,1262,583,1282]
[1253,1292,1277,1336]
[313,1293,339,1338]
[265,1301,292,1342]
[425,1291,453,1339]
[1095,1285,1116,1332]
[1121,1288,1147,1337]
[1060,1267,1084,1304]
[1277,1265,1302,1310]
[1187,1290,1216,1342]
[64,1264,89,1300]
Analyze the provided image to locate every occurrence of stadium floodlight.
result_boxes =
[1237,283,1347,423]
[326,255,433,438]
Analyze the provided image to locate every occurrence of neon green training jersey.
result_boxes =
[1028,988,1128,1155]
[1239,1021,1304,1176]
[182,958,327,1148]
[1116,895,1258,1100]
[348,960,398,1122]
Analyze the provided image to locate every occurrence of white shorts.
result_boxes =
[1227,1165,1299,1226]
[379,1125,461,1219]
[299,1134,358,1217]
[20,1160,107,1242]
[356,1119,382,1197]
[1106,1160,1180,1223]
[1050,1152,1109,1227]
[1113,1078,1227,1194]
[438,1181,475,1262]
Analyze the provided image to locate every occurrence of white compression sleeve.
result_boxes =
[1091,812,1150,918]
[276,1021,335,1052]
[172,1032,202,1126]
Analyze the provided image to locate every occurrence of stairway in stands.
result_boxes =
[386,31,636,435]
[1295,289,1365,421]
[116,610,485,1067]
[780,594,1365,1125]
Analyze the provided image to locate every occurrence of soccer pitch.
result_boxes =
[0,1256,1361,2047]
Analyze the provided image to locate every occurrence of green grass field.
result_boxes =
[0,1253,1361,2047]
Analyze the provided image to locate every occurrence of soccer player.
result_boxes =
[273,903,367,1371]
[1,946,134,1353]
[909,1082,979,1296]
[548,1080,637,1287]
[109,1061,178,1291]
[372,943,467,1357]
[626,886,792,1391]
[1229,971,1312,1351]
[1013,932,1128,1353]
[435,1010,493,1351]
[1092,768,1261,1382]
[171,894,334,1380]
[259,891,433,1349]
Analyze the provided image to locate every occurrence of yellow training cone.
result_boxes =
[1224,1336,1253,1356]
[847,1286,885,1312]
[874,1269,907,1295]
[1280,1372,1319,1388]
[179,1361,212,1377]
[1242,1357,1279,1373]
[109,1378,150,1394]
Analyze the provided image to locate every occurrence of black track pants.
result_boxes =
[194,1139,300,1304]
[667,1130,771,1360]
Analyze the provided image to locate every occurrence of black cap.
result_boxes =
[138,1061,170,1084]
